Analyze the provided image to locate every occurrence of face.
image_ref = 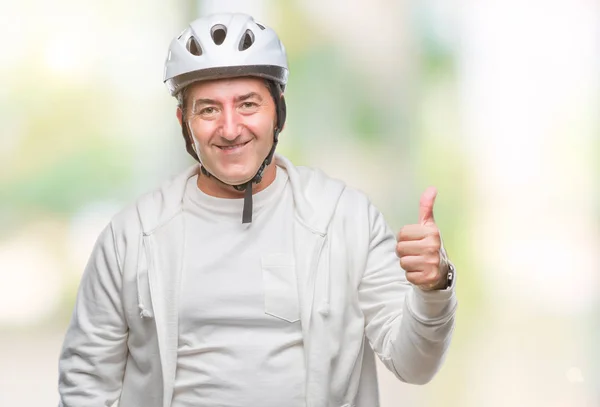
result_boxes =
[178,77,277,186]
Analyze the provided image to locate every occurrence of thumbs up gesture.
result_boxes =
[396,187,449,291]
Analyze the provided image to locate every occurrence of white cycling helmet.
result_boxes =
[163,13,289,97]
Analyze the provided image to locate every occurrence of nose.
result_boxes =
[218,106,243,141]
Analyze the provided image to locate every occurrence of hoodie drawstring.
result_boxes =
[137,235,152,319]
[317,237,331,317]
[318,278,330,317]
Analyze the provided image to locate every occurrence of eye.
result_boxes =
[241,102,258,109]
[200,107,217,115]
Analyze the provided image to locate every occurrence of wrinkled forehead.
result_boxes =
[181,77,270,106]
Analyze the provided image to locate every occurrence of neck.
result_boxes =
[196,162,277,198]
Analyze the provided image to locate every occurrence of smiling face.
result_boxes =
[177,77,278,195]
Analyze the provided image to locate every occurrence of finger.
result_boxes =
[405,270,438,287]
[399,255,424,272]
[418,186,438,225]
[397,224,438,242]
[396,238,439,257]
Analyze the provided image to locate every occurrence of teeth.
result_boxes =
[220,142,247,150]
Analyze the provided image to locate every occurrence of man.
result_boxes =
[58,12,456,407]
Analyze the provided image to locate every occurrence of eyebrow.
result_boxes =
[192,92,263,108]
[236,92,263,102]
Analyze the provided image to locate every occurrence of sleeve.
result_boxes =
[358,202,457,385]
[58,222,129,406]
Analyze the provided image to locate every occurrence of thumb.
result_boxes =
[418,186,438,225]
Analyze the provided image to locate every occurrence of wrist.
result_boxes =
[418,254,455,291]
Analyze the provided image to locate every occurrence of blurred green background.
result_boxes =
[0,0,598,405]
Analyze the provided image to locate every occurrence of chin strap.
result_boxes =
[242,182,253,224]
[232,133,279,224]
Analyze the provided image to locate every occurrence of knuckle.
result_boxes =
[428,227,440,238]
[396,241,404,252]
[427,233,440,246]
[397,227,405,241]
[426,245,438,255]
[426,255,440,267]
[429,268,441,280]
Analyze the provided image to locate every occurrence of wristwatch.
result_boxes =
[442,262,455,290]
[437,245,455,290]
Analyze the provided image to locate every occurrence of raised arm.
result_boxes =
[359,192,457,385]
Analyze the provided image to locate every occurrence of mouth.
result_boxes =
[216,140,251,152]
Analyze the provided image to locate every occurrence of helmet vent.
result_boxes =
[211,24,228,45]
[256,22,266,30]
[186,36,203,56]
[239,29,255,51]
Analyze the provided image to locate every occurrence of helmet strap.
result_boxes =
[229,129,279,224]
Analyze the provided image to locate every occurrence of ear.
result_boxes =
[176,107,183,126]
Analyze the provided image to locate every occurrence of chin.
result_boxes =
[221,175,254,186]
[204,155,263,185]
[214,167,257,186]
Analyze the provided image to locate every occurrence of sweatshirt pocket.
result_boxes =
[262,253,299,323]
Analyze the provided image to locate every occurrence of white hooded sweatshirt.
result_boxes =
[58,154,457,407]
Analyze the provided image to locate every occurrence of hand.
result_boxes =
[396,187,448,291]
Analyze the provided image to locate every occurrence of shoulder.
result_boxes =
[327,178,388,237]
[282,157,375,219]
[334,181,375,219]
